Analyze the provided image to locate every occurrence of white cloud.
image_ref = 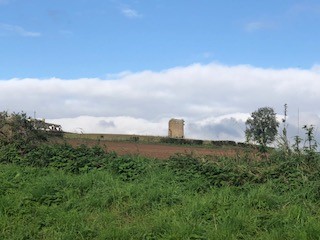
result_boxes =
[48,116,168,136]
[121,6,141,18]
[1,63,320,142]
[311,64,320,73]
[0,23,41,37]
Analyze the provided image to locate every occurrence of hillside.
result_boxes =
[62,133,253,159]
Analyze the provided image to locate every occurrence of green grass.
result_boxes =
[1,143,320,239]
[1,155,320,239]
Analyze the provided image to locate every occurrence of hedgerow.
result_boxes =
[1,141,320,190]
[2,149,320,239]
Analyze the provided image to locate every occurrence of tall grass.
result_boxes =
[1,143,320,239]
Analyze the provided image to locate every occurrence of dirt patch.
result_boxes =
[64,138,242,159]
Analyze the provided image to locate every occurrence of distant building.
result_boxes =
[168,118,184,138]
[30,119,63,132]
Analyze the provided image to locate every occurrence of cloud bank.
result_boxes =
[1,63,320,142]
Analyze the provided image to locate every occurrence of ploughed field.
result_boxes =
[65,138,244,159]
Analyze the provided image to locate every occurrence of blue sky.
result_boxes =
[1,0,320,78]
[1,0,320,142]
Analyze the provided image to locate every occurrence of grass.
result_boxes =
[1,145,320,239]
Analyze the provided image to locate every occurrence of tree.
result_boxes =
[0,111,47,150]
[245,107,279,152]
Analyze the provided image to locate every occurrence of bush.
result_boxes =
[167,154,202,176]
[130,136,139,142]
[160,137,203,145]
[165,153,320,188]
[109,155,148,181]
[19,144,115,173]
[211,141,237,147]
[0,111,48,150]
[0,144,22,164]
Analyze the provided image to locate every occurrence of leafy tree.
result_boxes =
[0,111,47,150]
[245,107,279,152]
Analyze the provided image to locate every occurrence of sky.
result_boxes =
[1,0,320,144]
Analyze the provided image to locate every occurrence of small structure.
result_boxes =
[168,118,184,138]
[30,119,63,132]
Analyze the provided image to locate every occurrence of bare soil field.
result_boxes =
[64,138,243,159]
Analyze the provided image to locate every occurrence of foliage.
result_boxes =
[0,111,47,150]
[0,144,22,164]
[0,143,117,174]
[166,154,205,189]
[160,137,204,145]
[129,136,140,142]
[109,155,149,181]
[292,135,303,155]
[302,125,318,161]
[274,105,319,162]
[211,140,237,147]
[2,149,320,239]
[2,115,320,239]
[276,104,291,157]
[245,107,279,152]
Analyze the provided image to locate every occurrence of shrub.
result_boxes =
[109,155,148,181]
[130,136,139,142]
[23,144,115,173]
[0,144,22,164]
[160,137,203,145]
[0,111,48,150]
[211,141,237,147]
[167,154,202,176]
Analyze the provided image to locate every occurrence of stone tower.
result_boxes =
[168,118,184,138]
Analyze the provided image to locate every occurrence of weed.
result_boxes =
[110,155,149,181]
[2,139,320,239]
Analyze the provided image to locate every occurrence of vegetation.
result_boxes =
[277,104,291,157]
[160,137,203,145]
[0,111,48,150]
[1,111,320,239]
[1,140,320,239]
[246,107,279,152]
